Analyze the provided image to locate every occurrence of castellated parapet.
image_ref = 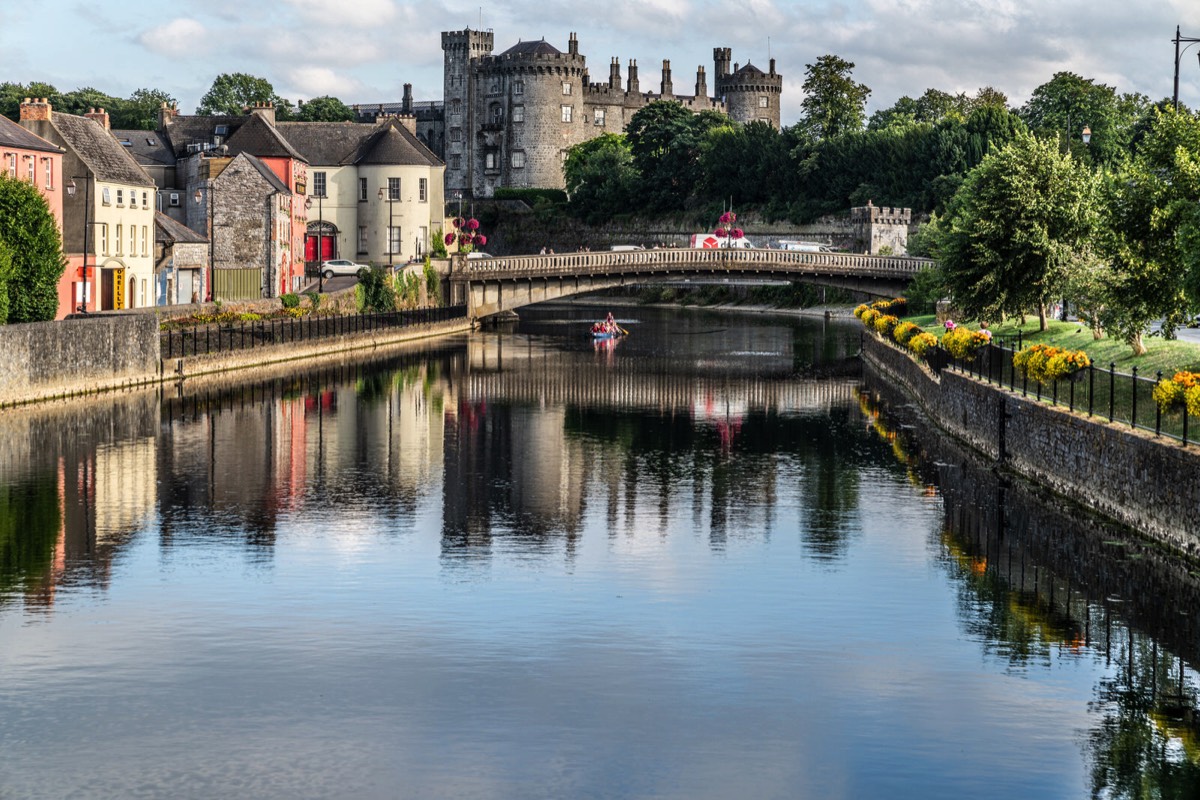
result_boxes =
[441,28,781,197]
[851,204,912,255]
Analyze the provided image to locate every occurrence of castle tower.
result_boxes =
[713,47,782,129]
[442,28,495,195]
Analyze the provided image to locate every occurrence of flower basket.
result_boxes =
[941,326,990,360]
[874,314,899,337]
[1013,344,1091,384]
[1154,371,1200,414]
[907,332,938,357]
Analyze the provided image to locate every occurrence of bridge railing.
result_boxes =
[453,249,932,280]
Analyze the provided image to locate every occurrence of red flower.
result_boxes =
[452,216,466,229]
[714,228,727,237]
[466,218,480,231]
[476,234,487,246]
[444,232,455,245]
[731,228,744,239]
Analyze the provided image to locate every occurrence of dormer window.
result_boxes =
[214,125,229,135]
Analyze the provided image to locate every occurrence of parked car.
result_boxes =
[466,252,494,259]
[320,259,368,278]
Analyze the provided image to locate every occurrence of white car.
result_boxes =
[321,259,368,278]
[466,252,494,259]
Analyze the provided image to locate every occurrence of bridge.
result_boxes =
[445,249,931,321]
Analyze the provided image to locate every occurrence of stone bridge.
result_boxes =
[445,249,930,321]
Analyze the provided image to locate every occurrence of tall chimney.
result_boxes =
[627,59,639,95]
[19,97,52,122]
[695,67,708,100]
[402,83,414,114]
[660,59,673,98]
[609,57,621,91]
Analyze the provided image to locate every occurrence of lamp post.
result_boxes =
[305,192,326,293]
[1174,26,1200,111]
[193,185,215,302]
[378,186,397,267]
[65,175,92,313]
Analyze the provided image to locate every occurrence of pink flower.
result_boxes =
[466,218,480,231]
[444,233,455,245]
[731,228,744,239]
[714,228,727,237]
[452,217,466,229]
[476,234,487,246]
[719,212,732,225]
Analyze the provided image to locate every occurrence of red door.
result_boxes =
[305,234,336,262]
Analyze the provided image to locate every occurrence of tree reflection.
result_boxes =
[0,474,60,601]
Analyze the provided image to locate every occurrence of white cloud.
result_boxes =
[285,67,364,100]
[137,18,209,56]
[283,0,400,28]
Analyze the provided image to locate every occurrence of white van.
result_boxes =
[610,245,645,251]
[777,240,830,253]
[689,233,757,249]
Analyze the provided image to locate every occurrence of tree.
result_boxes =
[198,73,282,116]
[0,82,63,121]
[799,55,870,141]
[1019,72,1143,167]
[111,88,178,130]
[625,101,726,211]
[562,133,639,223]
[296,95,356,122]
[0,174,66,323]
[936,133,1099,328]
[58,87,121,117]
[0,238,12,324]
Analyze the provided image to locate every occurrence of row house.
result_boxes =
[0,113,67,316]
[20,99,157,313]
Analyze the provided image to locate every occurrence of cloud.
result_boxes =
[137,18,209,56]
[284,67,365,100]
[283,0,400,28]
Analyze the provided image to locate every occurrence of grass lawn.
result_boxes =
[905,314,1200,376]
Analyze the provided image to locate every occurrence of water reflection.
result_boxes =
[860,382,1200,795]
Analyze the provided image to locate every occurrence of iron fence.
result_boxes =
[931,338,1192,445]
[162,305,467,360]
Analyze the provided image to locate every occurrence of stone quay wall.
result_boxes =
[862,333,1200,554]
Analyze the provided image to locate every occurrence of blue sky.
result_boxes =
[3,0,1200,121]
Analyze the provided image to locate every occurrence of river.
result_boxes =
[0,304,1196,799]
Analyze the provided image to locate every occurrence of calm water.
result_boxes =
[1,305,1198,800]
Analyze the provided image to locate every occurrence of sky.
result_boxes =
[3,0,1200,122]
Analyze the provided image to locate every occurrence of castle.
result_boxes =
[359,29,782,199]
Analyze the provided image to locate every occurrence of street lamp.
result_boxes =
[378,186,397,267]
[1081,126,1092,145]
[1173,26,1200,111]
[193,185,214,303]
[65,175,92,313]
[305,192,326,293]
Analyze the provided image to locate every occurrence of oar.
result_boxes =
[618,325,630,335]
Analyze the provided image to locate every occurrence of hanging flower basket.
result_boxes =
[1154,371,1200,414]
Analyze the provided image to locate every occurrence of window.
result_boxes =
[450,155,461,170]
[5,152,14,177]
[485,151,497,170]
[388,226,401,254]
[759,96,769,108]
[594,108,605,126]
[387,177,400,201]
[358,226,368,254]
[313,171,326,197]
[116,189,124,206]
[450,127,462,142]
[561,105,573,123]
[129,225,136,256]
[169,192,180,207]
[562,82,572,95]
[129,191,137,208]
[419,178,427,202]
[490,104,503,124]
[143,191,149,207]
[102,187,111,205]
[214,124,229,135]
[452,98,462,113]
[142,225,148,256]
[99,224,108,255]
[418,226,427,255]
[513,81,524,95]
[511,151,525,168]
[26,156,34,183]
[512,105,524,123]
[116,224,123,255]
[358,177,367,202]
[43,158,53,189]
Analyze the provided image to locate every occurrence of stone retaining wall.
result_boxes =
[862,333,1200,552]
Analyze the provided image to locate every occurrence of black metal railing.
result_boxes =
[929,338,1191,445]
[161,305,467,360]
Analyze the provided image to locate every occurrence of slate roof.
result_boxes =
[275,122,368,166]
[353,121,442,168]
[155,211,207,244]
[499,39,562,57]
[732,63,767,77]
[161,115,245,158]
[51,114,155,186]
[112,129,176,167]
[224,152,292,195]
[223,114,307,162]
[0,113,63,154]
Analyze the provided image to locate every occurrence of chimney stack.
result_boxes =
[84,107,111,131]
[626,59,639,94]
[19,97,52,122]
[695,67,708,100]
[660,59,673,98]
[402,83,414,114]
[609,57,621,91]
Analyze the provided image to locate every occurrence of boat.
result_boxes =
[591,313,626,339]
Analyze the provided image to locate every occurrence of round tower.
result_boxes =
[716,55,783,129]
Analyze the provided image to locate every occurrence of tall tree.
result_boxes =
[0,174,66,323]
[198,73,282,116]
[296,95,356,122]
[799,55,870,141]
[562,134,638,224]
[112,88,178,130]
[0,82,62,121]
[1019,72,1142,167]
[937,132,1099,328]
[625,101,725,211]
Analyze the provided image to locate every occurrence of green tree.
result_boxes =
[111,88,178,130]
[799,55,870,141]
[0,173,65,322]
[0,81,63,121]
[625,101,726,211]
[0,238,12,324]
[563,133,638,224]
[296,95,356,122]
[198,73,283,116]
[1019,72,1144,167]
[58,86,121,117]
[936,133,1099,328]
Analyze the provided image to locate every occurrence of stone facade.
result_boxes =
[861,334,1200,551]
[436,29,781,197]
[850,204,911,255]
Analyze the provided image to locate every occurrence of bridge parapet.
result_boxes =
[452,248,931,281]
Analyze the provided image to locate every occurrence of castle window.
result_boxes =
[490,103,503,125]
[450,127,462,142]
[450,155,461,170]
[560,105,573,123]
[594,108,605,126]
[511,151,525,169]
[562,82,572,96]
[512,105,524,123]
[485,151,497,170]
[513,81,524,95]
[759,96,769,108]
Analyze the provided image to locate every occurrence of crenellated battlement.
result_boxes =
[850,205,912,226]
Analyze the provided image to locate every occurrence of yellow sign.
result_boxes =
[113,267,125,310]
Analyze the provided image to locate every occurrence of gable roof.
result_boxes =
[275,121,369,166]
[217,151,291,195]
[161,115,245,158]
[0,114,64,154]
[155,211,207,244]
[499,39,561,57]
[112,129,176,167]
[353,120,443,168]
[223,114,307,162]
[733,62,767,77]
[51,114,155,186]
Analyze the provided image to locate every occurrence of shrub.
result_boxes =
[304,290,321,310]
[892,321,919,345]
[280,293,300,309]
[941,326,990,359]
[874,314,899,336]
[870,297,907,316]
[430,228,448,258]
[239,312,261,321]
[908,332,938,357]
